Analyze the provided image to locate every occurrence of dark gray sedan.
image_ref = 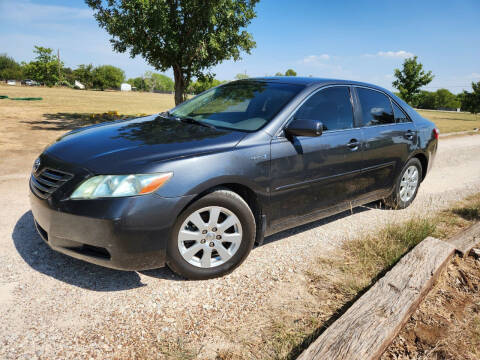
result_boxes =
[29,77,438,279]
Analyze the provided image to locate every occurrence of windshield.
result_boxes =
[170,81,304,132]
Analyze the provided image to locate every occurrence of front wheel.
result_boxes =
[385,158,422,209]
[166,189,256,280]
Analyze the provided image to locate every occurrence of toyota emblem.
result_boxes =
[33,158,41,173]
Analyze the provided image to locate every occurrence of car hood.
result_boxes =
[45,114,247,173]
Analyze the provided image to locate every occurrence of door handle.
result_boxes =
[347,139,360,150]
[404,130,414,140]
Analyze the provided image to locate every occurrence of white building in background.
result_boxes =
[120,83,132,91]
[74,80,85,89]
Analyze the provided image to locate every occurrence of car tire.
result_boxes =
[385,157,423,209]
[166,189,256,280]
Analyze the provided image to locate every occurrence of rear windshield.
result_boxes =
[170,81,304,131]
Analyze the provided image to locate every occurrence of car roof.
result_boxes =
[240,76,391,93]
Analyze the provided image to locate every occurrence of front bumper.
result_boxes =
[29,184,195,271]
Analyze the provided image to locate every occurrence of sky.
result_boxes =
[0,0,479,93]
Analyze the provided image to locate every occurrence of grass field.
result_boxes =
[0,85,175,171]
[0,85,479,155]
[416,109,480,133]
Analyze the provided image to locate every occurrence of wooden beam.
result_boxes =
[445,222,480,256]
[298,237,456,360]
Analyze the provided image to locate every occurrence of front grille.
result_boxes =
[30,168,73,199]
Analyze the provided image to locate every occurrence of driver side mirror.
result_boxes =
[285,119,323,137]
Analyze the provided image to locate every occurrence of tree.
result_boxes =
[235,73,249,80]
[92,65,125,90]
[415,91,437,109]
[0,54,23,80]
[416,89,460,110]
[392,56,434,105]
[189,78,223,94]
[144,72,174,92]
[435,88,460,109]
[285,69,297,76]
[22,46,63,86]
[274,72,283,76]
[62,67,75,85]
[86,0,259,105]
[461,81,480,114]
[73,64,95,88]
[127,77,147,91]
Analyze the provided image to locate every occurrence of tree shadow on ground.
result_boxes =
[12,211,180,291]
[21,112,136,131]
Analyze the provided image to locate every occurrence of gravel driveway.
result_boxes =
[1,135,480,359]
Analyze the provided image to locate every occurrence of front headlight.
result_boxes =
[70,172,173,199]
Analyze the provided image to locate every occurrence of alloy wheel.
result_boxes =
[177,206,243,268]
[399,165,419,203]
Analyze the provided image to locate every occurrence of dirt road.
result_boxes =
[1,135,480,359]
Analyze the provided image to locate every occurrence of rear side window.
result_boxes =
[392,101,410,123]
[356,88,394,126]
[295,86,354,131]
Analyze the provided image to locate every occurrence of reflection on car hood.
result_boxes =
[45,114,247,173]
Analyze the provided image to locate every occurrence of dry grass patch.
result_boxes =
[280,195,480,358]
[337,218,437,295]
[417,109,480,134]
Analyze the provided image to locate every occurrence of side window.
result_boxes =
[392,101,410,123]
[294,86,354,131]
[356,88,394,126]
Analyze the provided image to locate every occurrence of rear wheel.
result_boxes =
[385,158,422,209]
[166,189,256,280]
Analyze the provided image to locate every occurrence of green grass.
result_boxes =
[338,218,437,295]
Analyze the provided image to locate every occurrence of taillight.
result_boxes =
[433,128,439,140]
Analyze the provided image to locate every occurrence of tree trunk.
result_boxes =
[173,65,186,106]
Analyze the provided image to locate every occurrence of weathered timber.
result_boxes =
[446,222,480,256]
[298,237,456,360]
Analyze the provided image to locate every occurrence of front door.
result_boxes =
[269,85,365,230]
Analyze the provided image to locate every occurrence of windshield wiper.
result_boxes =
[177,117,216,129]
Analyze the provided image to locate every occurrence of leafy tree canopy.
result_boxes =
[86,0,259,105]
[127,77,147,91]
[92,65,125,90]
[22,46,63,86]
[73,64,95,88]
[461,81,480,114]
[189,78,224,94]
[285,69,297,76]
[392,56,434,105]
[235,73,249,80]
[415,89,460,110]
[144,71,174,92]
[435,88,460,109]
[0,53,23,80]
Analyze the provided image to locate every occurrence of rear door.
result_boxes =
[354,87,417,197]
[269,85,365,229]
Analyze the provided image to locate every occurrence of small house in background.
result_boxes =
[120,83,132,92]
[74,80,85,90]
